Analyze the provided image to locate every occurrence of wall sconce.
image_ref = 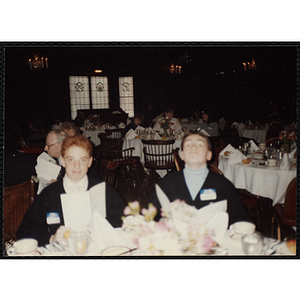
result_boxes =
[170,63,182,74]
[29,54,48,70]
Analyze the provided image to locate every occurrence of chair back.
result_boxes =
[105,128,124,139]
[173,148,184,171]
[142,139,175,170]
[282,177,296,226]
[99,134,123,152]
[99,159,119,186]
[208,163,224,175]
[4,178,35,242]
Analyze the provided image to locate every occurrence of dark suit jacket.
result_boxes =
[150,170,252,226]
[17,175,126,246]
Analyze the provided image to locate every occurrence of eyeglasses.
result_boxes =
[45,142,61,149]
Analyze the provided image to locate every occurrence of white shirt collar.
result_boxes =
[63,174,88,194]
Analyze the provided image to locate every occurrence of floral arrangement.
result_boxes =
[84,114,102,129]
[122,200,216,255]
[158,117,174,131]
[278,130,296,153]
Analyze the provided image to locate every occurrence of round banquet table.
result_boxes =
[122,137,182,177]
[218,156,296,205]
[237,128,268,144]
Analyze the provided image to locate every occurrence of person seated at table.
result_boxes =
[17,134,126,246]
[201,108,219,137]
[152,110,164,125]
[150,132,253,226]
[122,112,145,138]
[60,121,81,136]
[153,105,182,134]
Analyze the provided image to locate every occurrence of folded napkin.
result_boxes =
[99,124,109,131]
[206,211,229,245]
[227,149,247,164]
[249,140,259,152]
[219,144,236,156]
[289,148,296,160]
[154,132,162,140]
[88,211,127,254]
[125,129,138,140]
[174,126,183,135]
[118,122,125,128]
[280,153,291,170]
[198,128,210,136]
[155,184,170,208]
[135,125,145,132]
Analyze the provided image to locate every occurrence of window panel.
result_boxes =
[119,76,134,118]
[91,76,109,109]
[69,76,90,119]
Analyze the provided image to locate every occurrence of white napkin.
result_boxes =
[155,184,170,208]
[206,211,229,245]
[289,148,296,160]
[227,149,247,164]
[280,153,291,170]
[196,200,227,222]
[238,123,245,129]
[118,122,125,128]
[248,120,253,125]
[198,128,210,136]
[135,125,145,132]
[125,129,137,139]
[99,124,108,131]
[219,144,236,156]
[154,132,162,139]
[249,140,259,152]
[88,211,127,254]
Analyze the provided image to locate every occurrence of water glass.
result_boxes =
[241,232,263,255]
[68,231,90,256]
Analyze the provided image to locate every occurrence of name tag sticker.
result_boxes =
[200,189,217,201]
[46,212,60,225]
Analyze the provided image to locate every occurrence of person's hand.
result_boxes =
[49,226,71,244]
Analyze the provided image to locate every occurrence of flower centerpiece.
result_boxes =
[122,200,216,255]
[158,117,174,138]
[85,114,102,130]
[278,131,296,153]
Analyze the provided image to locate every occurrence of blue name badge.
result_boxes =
[200,189,217,201]
[46,212,61,225]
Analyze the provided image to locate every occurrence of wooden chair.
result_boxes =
[271,177,296,241]
[105,128,124,139]
[3,178,35,243]
[98,159,119,187]
[142,139,176,193]
[173,148,184,171]
[208,163,224,175]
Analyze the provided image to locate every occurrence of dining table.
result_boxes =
[6,227,295,257]
[218,154,297,205]
[237,128,268,144]
[81,127,105,146]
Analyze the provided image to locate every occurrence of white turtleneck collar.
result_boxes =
[63,174,88,194]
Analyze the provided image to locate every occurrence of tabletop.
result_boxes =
[218,156,296,205]
[82,128,105,146]
[6,228,295,257]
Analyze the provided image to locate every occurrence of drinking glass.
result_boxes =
[68,231,90,256]
[241,232,263,255]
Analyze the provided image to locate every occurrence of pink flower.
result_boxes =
[278,134,283,140]
[123,206,131,216]
[199,236,215,253]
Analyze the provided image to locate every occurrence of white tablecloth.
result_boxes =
[218,157,296,205]
[82,129,105,146]
[8,228,293,256]
[122,137,182,177]
[237,128,268,143]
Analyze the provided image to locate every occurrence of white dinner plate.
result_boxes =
[275,243,295,255]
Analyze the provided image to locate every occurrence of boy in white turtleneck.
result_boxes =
[150,132,252,226]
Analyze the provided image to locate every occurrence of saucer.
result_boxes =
[7,247,50,256]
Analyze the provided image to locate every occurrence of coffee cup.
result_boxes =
[266,158,277,167]
[259,143,266,150]
[229,222,255,240]
[9,238,38,256]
